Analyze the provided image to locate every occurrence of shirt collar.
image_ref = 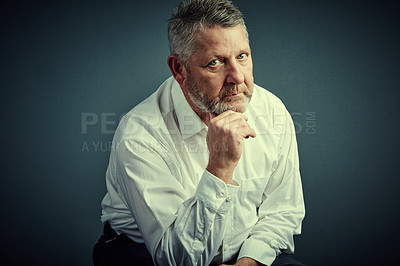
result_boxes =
[171,78,207,140]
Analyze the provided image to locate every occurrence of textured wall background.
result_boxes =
[1,0,399,265]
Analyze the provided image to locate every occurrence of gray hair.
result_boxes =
[168,0,249,66]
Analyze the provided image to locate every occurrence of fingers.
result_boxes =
[208,112,217,121]
[237,125,256,141]
[209,110,255,139]
[248,127,256,138]
[206,110,255,183]
[211,110,247,123]
[244,127,256,139]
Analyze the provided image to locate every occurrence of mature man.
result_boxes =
[93,0,306,265]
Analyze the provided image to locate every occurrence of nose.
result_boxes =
[225,60,245,85]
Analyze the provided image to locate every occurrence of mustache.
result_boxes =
[220,84,248,97]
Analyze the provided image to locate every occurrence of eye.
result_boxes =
[237,53,248,60]
[207,59,221,67]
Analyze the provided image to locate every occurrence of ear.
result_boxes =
[167,55,188,86]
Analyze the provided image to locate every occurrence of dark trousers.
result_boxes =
[209,254,307,266]
[93,222,306,266]
[92,222,154,266]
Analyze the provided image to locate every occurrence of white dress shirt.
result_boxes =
[100,76,305,266]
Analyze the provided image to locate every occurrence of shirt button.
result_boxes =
[216,192,225,198]
[224,244,230,251]
[225,197,231,203]
[198,235,205,241]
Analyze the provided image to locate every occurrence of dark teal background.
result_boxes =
[1,0,399,265]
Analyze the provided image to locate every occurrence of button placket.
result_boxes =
[223,201,234,260]
[216,191,225,199]
[224,244,230,251]
[197,234,205,242]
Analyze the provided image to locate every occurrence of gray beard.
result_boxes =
[187,77,252,115]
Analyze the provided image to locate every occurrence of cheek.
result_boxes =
[200,75,225,96]
[244,65,254,86]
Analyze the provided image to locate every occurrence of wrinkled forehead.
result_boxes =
[193,25,250,54]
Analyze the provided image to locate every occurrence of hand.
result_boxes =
[206,110,256,184]
[220,257,263,266]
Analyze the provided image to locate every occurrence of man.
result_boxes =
[93,0,306,265]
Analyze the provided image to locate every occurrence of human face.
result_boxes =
[184,25,254,116]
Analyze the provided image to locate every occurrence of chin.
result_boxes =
[213,100,250,115]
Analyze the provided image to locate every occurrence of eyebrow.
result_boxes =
[205,49,250,59]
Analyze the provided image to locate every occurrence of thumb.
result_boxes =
[207,112,217,126]
[208,112,217,120]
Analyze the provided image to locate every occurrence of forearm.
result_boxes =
[220,257,265,266]
[206,111,256,185]
[237,207,304,265]
[115,139,240,265]
[151,170,240,265]
[238,118,305,265]
[238,173,305,265]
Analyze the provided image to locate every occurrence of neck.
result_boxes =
[193,107,213,126]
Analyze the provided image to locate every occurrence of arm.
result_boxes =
[115,138,239,266]
[114,110,256,265]
[206,111,256,184]
[221,257,264,266]
[237,110,305,266]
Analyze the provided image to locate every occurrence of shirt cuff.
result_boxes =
[194,170,240,212]
[238,238,277,266]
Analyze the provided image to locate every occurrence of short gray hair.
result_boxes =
[168,0,249,66]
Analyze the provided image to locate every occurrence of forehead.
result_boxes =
[193,25,249,55]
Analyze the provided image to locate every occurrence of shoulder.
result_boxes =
[251,83,289,115]
[247,84,294,136]
[114,77,177,144]
[128,76,176,118]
